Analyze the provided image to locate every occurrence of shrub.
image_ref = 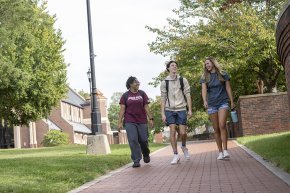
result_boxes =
[42,130,69,147]
[148,130,154,143]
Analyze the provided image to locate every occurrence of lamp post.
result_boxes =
[86,0,102,134]
[86,68,91,83]
[86,68,92,109]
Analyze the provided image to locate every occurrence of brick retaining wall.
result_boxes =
[238,92,290,136]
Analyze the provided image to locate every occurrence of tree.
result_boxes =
[149,97,163,133]
[187,111,210,133]
[108,104,120,131]
[110,92,123,104]
[147,0,286,112]
[0,0,67,126]
[78,90,90,100]
[148,95,211,133]
[107,92,123,131]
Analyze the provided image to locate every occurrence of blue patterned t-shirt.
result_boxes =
[200,72,230,107]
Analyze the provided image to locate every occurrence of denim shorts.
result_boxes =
[207,103,229,115]
[165,110,187,126]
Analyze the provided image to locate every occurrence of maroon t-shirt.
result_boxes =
[119,90,150,124]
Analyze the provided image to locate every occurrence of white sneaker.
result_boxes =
[223,150,230,158]
[181,146,190,160]
[171,154,180,165]
[217,152,224,160]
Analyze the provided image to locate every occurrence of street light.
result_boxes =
[86,68,92,109]
[86,0,102,134]
[85,0,111,155]
[86,68,91,83]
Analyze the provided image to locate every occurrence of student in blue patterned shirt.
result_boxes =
[200,57,234,160]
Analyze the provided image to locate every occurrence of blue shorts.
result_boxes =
[207,103,229,115]
[165,110,187,126]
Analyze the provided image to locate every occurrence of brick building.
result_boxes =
[13,87,115,148]
[81,90,127,145]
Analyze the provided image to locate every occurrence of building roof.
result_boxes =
[96,90,107,99]
[62,87,107,107]
[62,87,86,108]
[43,119,61,131]
[68,121,91,134]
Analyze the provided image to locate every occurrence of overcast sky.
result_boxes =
[46,0,181,103]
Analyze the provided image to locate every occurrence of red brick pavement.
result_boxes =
[75,141,290,193]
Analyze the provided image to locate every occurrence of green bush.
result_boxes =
[42,130,69,147]
[148,130,154,143]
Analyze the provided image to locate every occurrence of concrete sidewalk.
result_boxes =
[70,141,290,193]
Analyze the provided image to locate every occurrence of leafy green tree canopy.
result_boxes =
[108,92,123,131]
[0,0,67,126]
[146,0,287,130]
[78,90,90,100]
[147,0,287,110]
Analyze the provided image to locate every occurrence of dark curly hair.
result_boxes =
[126,76,137,89]
[166,60,178,72]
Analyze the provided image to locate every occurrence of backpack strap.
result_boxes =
[165,80,170,107]
[124,91,129,107]
[165,77,188,110]
[122,91,130,127]
[180,76,184,92]
[179,76,188,111]
[138,90,146,104]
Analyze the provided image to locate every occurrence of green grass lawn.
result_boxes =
[237,131,290,173]
[0,143,167,193]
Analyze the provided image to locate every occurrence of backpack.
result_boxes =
[123,90,146,107]
[165,77,188,111]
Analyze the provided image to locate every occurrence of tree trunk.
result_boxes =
[256,79,264,94]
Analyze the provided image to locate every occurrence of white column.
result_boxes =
[29,122,33,148]
[32,122,37,147]
[13,126,21,148]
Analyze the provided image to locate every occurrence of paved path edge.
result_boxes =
[67,145,170,193]
[234,140,290,186]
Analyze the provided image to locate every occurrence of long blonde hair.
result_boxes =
[201,57,226,83]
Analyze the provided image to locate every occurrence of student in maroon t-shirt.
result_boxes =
[118,76,154,168]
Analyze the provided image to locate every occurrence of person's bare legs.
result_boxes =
[169,124,177,153]
[179,125,190,160]
[218,108,228,150]
[210,113,222,152]
[179,125,187,146]
[169,124,180,164]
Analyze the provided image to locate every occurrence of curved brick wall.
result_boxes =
[276,2,290,113]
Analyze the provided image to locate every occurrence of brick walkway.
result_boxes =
[74,141,290,193]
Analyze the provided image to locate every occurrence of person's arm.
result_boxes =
[160,81,167,124]
[183,78,192,118]
[144,104,154,128]
[118,104,126,132]
[201,83,208,109]
[225,81,234,109]
[186,94,192,118]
